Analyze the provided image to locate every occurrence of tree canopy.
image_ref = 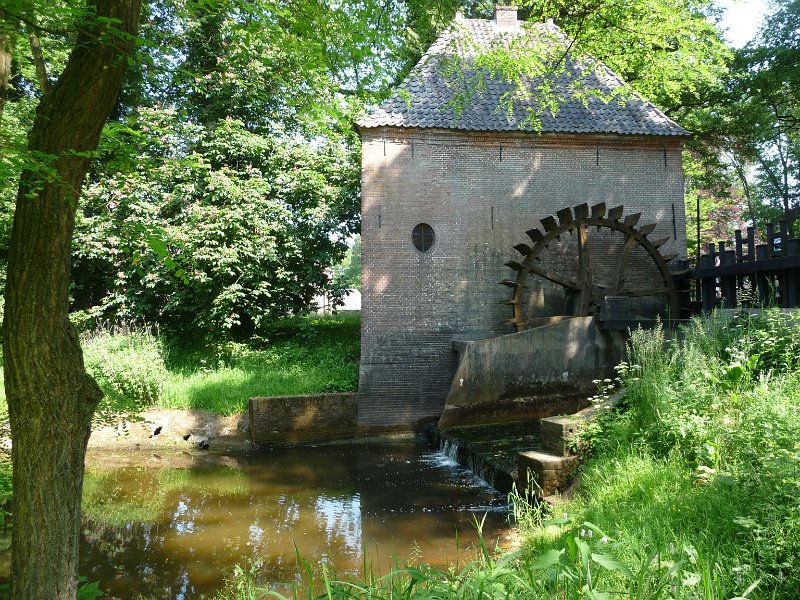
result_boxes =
[5,0,780,334]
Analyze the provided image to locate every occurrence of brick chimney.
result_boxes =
[494,5,518,29]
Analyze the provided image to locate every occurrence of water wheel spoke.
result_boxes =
[614,233,637,294]
[526,263,580,291]
[576,222,595,315]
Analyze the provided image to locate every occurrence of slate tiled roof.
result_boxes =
[357,17,690,137]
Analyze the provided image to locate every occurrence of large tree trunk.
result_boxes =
[3,1,139,597]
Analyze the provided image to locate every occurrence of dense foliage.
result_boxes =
[725,0,800,230]
[687,0,800,244]
[1,0,460,339]
[73,111,359,336]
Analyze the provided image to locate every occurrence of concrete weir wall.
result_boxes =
[250,393,358,445]
[439,317,625,428]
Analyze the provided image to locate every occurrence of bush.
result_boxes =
[72,111,359,339]
[82,323,169,409]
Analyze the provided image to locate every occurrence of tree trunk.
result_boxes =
[3,1,139,597]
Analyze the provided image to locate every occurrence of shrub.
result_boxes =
[72,111,359,339]
[82,323,169,409]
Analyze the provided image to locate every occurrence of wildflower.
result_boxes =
[587,529,593,539]
[669,542,675,554]
[563,513,568,521]
[600,536,609,545]
[581,528,586,537]
[737,572,742,585]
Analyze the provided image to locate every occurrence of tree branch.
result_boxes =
[0,7,71,37]
[26,25,49,94]
[0,30,15,123]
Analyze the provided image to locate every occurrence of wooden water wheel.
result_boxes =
[501,202,680,331]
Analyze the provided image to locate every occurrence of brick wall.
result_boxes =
[250,393,358,445]
[358,127,687,427]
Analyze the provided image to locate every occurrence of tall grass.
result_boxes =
[521,308,800,598]
[81,313,360,415]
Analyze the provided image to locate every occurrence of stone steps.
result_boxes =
[518,393,621,500]
[433,392,621,500]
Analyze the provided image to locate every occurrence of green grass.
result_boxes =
[81,312,360,415]
[520,310,800,599]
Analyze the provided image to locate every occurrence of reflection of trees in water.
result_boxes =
[81,520,187,593]
[81,464,254,595]
[315,494,363,557]
[77,446,508,597]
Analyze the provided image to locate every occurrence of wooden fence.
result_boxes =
[688,221,800,312]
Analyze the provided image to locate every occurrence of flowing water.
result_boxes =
[78,440,511,599]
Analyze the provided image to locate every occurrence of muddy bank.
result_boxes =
[87,408,252,453]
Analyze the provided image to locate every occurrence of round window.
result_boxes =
[412,223,435,252]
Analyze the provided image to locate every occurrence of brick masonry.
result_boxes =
[250,393,358,445]
[358,127,687,427]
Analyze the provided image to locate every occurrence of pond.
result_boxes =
[79,440,512,599]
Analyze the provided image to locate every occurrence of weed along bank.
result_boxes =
[355,6,689,431]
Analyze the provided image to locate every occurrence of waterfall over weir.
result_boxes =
[429,420,544,495]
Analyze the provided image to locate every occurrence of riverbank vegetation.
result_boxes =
[0,312,360,570]
[78,312,360,416]
[0,312,360,417]
[214,309,800,599]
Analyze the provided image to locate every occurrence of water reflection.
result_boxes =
[315,495,362,557]
[78,441,510,599]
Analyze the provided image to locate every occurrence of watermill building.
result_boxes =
[355,6,690,428]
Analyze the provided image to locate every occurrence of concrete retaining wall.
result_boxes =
[249,393,358,445]
[439,317,625,427]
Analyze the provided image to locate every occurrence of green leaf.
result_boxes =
[529,548,565,570]
[77,579,104,600]
[586,590,614,600]
[591,553,632,579]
